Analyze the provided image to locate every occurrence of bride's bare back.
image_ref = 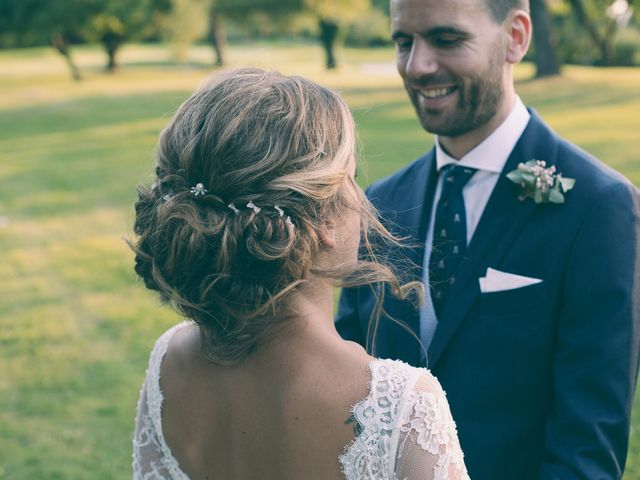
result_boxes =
[134,322,469,480]
[160,324,371,480]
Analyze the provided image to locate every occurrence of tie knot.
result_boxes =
[440,165,477,195]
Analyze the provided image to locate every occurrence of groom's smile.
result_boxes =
[416,85,459,108]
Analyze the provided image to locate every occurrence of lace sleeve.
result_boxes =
[132,378,174,479]
[393,372,469,480]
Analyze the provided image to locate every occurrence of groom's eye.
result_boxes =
[433,35,462,48]
[392,33,413,51]
[395,39,413,51]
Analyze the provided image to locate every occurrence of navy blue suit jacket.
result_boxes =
[336,111,640,479]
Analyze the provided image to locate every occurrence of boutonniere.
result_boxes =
[507,160,575,204]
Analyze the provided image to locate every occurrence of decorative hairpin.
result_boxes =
[162,193,173,202]
[275,205,295,229]
[247,201,261,213]
[285,216,295,229]
[227,203,240,214]
[190,183,208,196]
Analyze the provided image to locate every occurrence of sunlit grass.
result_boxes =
[1,42,639,478]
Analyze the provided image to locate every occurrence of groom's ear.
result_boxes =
[504,9,532,64]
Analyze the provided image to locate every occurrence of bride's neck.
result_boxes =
[246,276,345,362]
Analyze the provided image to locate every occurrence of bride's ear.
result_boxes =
[318,220,337,249]
[505,9,532,64]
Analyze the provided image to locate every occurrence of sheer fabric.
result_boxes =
[133,323,469,479]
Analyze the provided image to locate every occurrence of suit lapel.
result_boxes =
[427,111,559,367]
[377,150,438,363]
[397,150,439,273]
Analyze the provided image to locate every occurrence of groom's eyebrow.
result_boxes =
[391,26,470,41]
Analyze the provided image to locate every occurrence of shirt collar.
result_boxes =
[435,96,530,174]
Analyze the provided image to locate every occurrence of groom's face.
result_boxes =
[391,0,507,137]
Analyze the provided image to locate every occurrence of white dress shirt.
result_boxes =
[420,97,531,350]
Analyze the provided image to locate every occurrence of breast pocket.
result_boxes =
[469,282,554,396]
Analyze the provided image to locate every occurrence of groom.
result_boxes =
[336,0,640,478]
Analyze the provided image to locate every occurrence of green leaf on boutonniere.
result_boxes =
[506,169,523,183]
[507,159,576,204]
[559,175,576,192]
[549,186,564,204]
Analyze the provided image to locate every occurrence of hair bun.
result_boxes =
[129,68,420,365]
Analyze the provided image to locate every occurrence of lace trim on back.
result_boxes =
[134,321,192,480]
[134,329,467,480]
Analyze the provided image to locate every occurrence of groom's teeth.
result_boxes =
[422,88,452,98]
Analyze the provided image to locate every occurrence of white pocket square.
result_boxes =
[479,268,543,293]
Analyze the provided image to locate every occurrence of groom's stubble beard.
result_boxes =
[406,46,505,138]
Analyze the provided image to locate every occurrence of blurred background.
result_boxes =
[1,0,639,477]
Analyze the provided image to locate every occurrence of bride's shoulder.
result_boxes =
[147,321,197,366]
[371,359,445,398]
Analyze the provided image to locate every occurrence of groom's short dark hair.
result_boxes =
[485,0,529,22]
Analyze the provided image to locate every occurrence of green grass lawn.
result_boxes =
[1,42,640,478]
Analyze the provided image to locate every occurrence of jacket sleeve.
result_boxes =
[539,182,640,479]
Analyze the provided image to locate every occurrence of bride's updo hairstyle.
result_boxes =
[131,68,421,364]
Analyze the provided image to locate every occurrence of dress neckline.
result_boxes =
[145,322,414,480]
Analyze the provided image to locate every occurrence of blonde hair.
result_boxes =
[130,68,422,364]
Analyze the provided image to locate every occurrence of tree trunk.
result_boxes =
[51,33,81,81]
[530,0,560,77]
[208,11,226,67]
[319,19,339,69]
[105,43,119,72]
[567,0,615,65]
[102,32,122,73]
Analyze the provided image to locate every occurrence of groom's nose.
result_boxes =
[402,37,439,79]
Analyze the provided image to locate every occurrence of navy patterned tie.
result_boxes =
[429,165,477,317]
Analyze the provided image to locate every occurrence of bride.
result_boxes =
[131,67,469,480]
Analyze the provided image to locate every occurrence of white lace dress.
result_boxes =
[133,323,469,480]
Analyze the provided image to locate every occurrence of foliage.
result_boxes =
[84,0,170,70]
[345,9,392,47]
[551,11,640,66]
[0,0,169,74]
[212,0,371,68]
[613,26,640,66]
[304,0,369,24]
[84,0,168,43]
[0,0,99,48]
[555,0,638,65]
[161,0,208,63]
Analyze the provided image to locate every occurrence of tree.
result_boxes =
[212,0,304,67]
[86,0,170,72]
[530,0,561,76]
[0,0,100,80]
[212,0,370,69]
[162,0,208,64]
[0,0,169,78]
[208,5,226,66]
[565,0,634,65]
[304,0,370,69]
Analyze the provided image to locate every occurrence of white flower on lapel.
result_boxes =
[507,159,575,204]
